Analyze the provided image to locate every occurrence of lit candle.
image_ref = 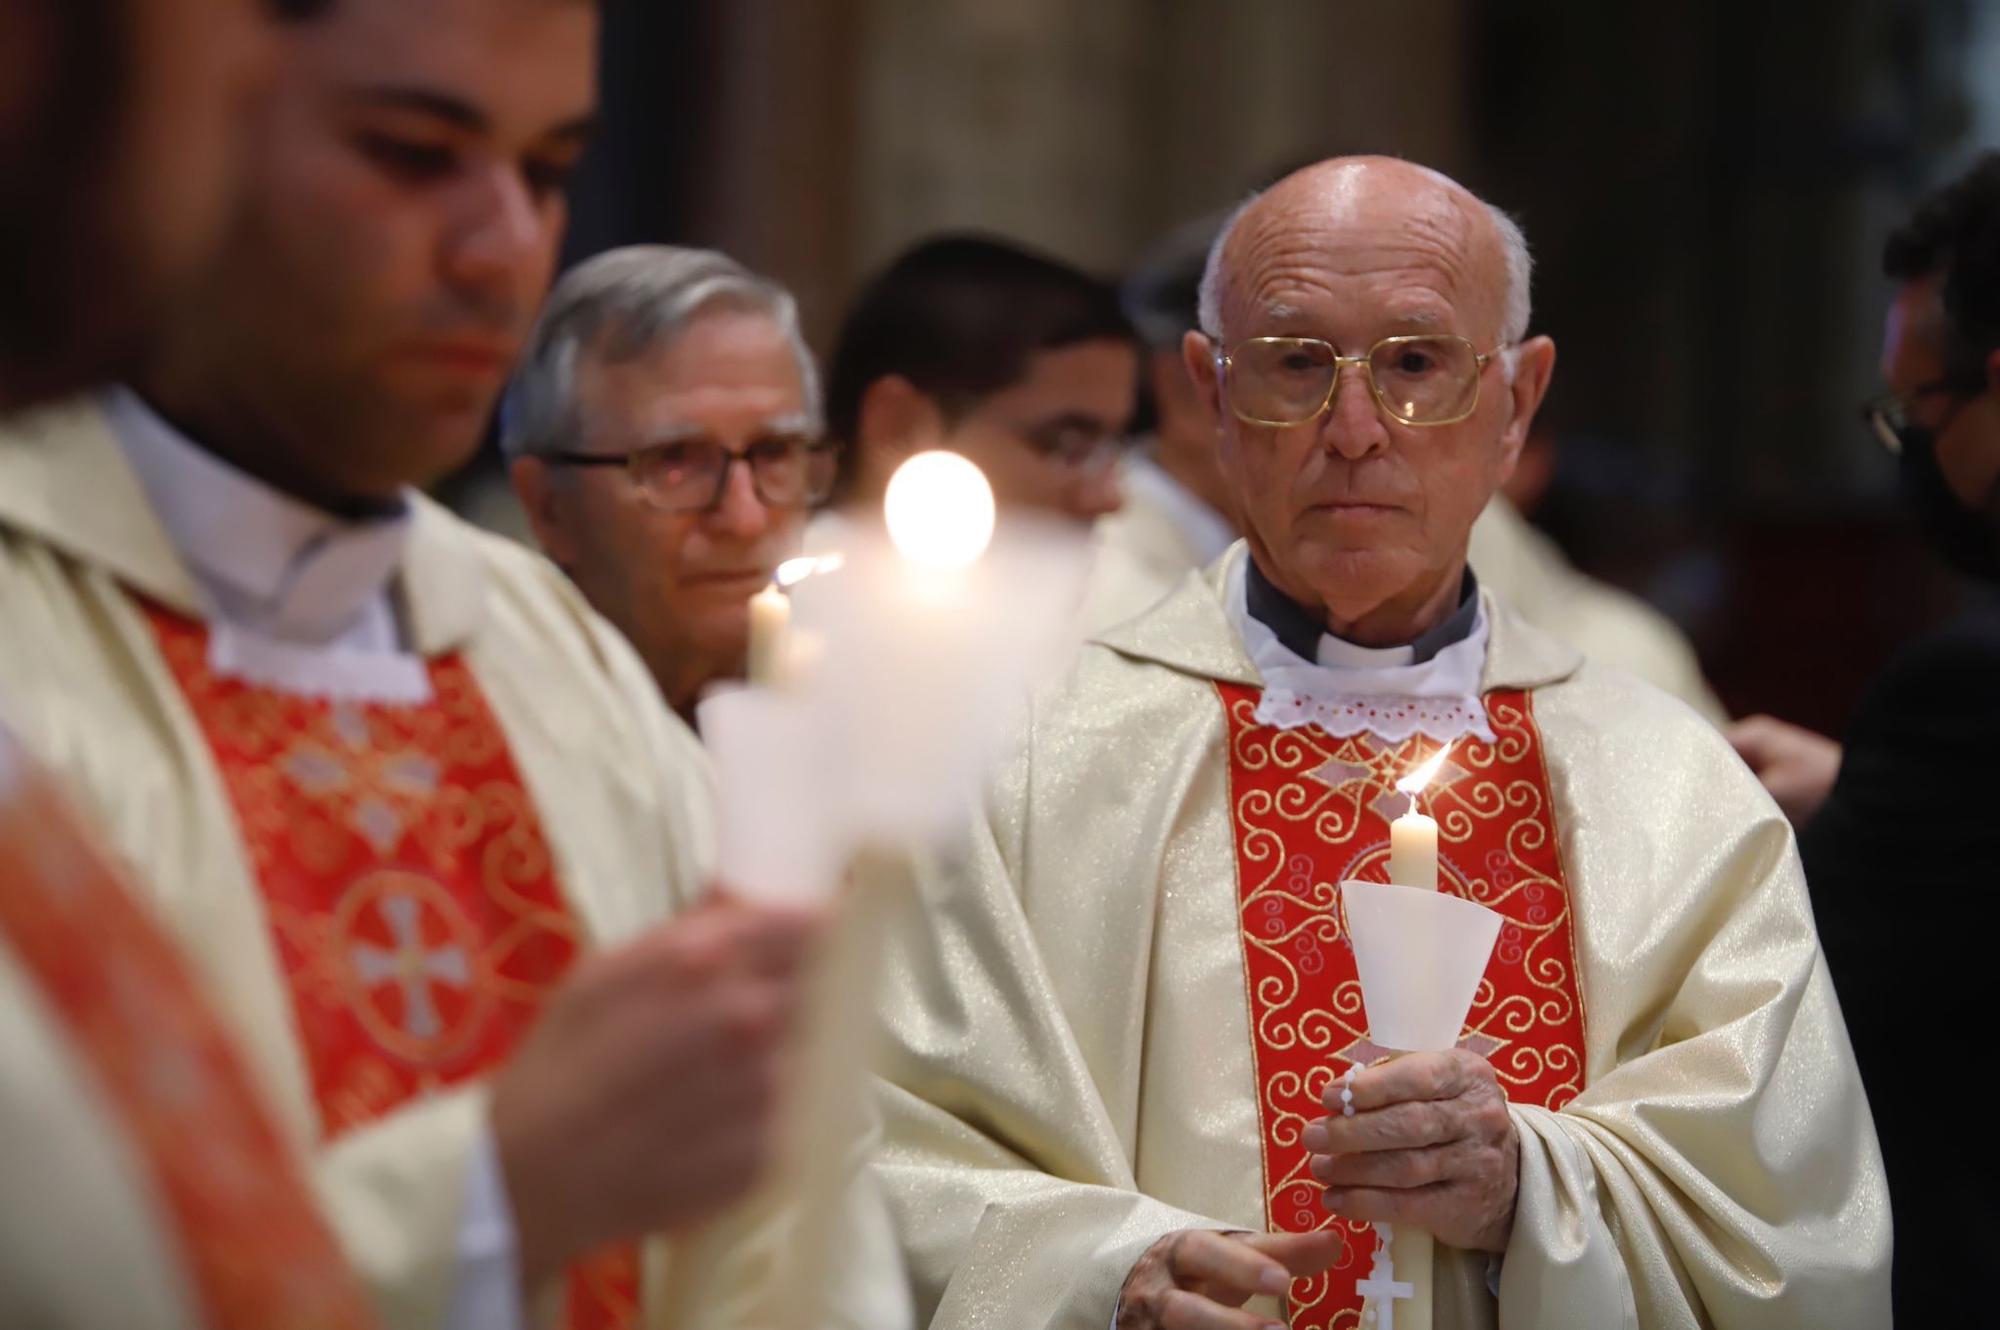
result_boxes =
[747,580,790,687]
[1388,744,1454,890]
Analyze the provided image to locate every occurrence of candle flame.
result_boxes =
[1395,742,1456,798]
[775,552,845,589]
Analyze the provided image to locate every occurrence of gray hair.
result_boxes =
[501,244,821,461]
[1195,166,1534,366]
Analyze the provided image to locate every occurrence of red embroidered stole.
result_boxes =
[1216,683,1587,1330]
[148,608,637,1330]
[0,725,378,1330]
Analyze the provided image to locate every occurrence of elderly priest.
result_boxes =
[873,157,1889,1330]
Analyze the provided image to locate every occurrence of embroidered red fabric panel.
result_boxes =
[148,608,635,1330]
[0,726,378,1330]
[1215,683,1587,1330]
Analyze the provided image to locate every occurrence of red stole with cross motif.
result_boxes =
[147,606,638,1330]
[1215,682,1587,1330]
[0,724,379,1330]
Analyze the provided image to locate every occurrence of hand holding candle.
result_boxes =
[688,450,1087,1330]
[1329,740,1499,1329]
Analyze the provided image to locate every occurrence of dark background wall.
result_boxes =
[524,0,1998,736]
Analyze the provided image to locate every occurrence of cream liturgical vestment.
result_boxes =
[874,543,1888,1330]
[0,399,907,1330]
[1,722,378,1330]
[1084,478,1727,726]
[1463,498,1726,726]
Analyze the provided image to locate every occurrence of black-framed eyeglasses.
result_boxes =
[1003,416,1126,474]
[548,432,838,513]
[1859,378,1981,456]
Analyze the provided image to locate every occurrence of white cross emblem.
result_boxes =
[349,892,470,1039]
[1355,1224,1414,1330]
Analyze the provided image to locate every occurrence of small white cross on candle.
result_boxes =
[1355,1224,1416,1330]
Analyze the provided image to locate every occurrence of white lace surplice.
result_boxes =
[1223,559,1496,747]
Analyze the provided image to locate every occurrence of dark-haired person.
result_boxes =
[1729,152,2000,1323]
[820,233,1138,529]
[0,3,846,1329]
[2,5,385,1330]
[1,0,272,406]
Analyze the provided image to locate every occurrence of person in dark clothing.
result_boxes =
[1731,152,2000,1324]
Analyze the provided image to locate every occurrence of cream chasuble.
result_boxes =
[1463,498,1726,725]
[873,543,1888,1330]
[1084,488,1728,728]
[0,399,905,1330]
[2,723,377,1330]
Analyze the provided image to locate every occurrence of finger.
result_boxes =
[1321,1183,1444,1229]
[1237,1227,1345,1276]
[1310,1143,1454,1190]
[1158,1289,1284,1330]
[1306,1096,1461,1155]
[695,898,825,977]
[615,911,742,989]
[1336,1050,1491,1114]
[1724,717,1776,765]
[1166,1230,1291,1301]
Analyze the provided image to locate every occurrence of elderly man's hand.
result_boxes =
[1304,1050,1518,1253]
[1114,1229,1343,1330]
[1726,715,1842,826]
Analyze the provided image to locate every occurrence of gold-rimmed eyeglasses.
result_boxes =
[1213,334,1505,428]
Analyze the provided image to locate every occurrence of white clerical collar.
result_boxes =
[1224,555,1495,747]
[1122,450,1238,567]
[102,386,429,702]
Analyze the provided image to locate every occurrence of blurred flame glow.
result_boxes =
[776,552,845,588]
[883,451,995,570]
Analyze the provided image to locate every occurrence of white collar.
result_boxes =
[1224,555,1495,746]
[1121,451,1238,566]
[102,387,429,702]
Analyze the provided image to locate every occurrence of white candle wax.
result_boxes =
[747,580,790,687]
[1388,803,1439,890]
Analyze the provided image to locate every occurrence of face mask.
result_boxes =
[1897,423,2000,583]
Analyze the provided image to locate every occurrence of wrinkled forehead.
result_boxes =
[1222,178,1504,343]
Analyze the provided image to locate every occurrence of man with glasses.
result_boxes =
[1097,211,1727,726]
[1728,152,2000,1325]
[820,234,1136,531]
[0,5,883,1327]
[871,157,1886,1330]
[505,246,839,722]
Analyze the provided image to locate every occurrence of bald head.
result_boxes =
[1179,155,1558,649]
[1197,158,1531,355]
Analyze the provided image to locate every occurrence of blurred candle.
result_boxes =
[747,581,789,687]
